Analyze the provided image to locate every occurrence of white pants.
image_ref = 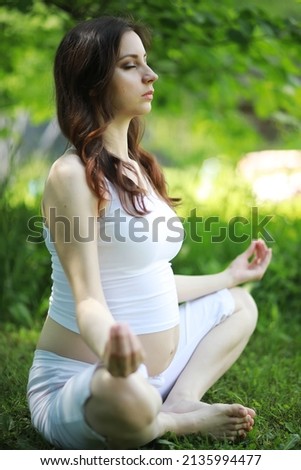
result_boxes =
[27,289,235,449]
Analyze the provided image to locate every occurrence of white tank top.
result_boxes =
[45,181,184,335]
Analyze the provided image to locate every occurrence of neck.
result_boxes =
[103,119,131,162]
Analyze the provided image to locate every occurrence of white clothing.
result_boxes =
[27,289,235,449]
[45,181,184,334]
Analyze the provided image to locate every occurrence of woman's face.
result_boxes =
[110,30,158,121]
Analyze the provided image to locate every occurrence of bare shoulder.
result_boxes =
[42,152,98,211]
[42,150,102,218]
[47,150,86,189]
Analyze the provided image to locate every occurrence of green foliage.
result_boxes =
[0,157,50,328]
[0,326,52,449]
[0,157,300,451]
[0,1,69,121]
[1,0,301,154]
[0,0,300,451]
[251,213,301,327]
[165,163,301,330]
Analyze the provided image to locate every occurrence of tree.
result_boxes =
[1,0,301,157]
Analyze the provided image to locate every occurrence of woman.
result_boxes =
[27,16,272,450]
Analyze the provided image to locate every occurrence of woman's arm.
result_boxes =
[175,271,232,304]
[175,239,272,303]
[43,153,144,377]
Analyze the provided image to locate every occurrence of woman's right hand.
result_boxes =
[103,323,146,377]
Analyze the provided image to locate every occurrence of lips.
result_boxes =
[142,90,154,98]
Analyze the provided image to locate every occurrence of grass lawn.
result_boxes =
[0,161,300,451]
[0,308,300,451]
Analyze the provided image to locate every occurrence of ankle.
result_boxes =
[164,392,198,408]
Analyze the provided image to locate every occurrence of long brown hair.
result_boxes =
[54,16,179,215]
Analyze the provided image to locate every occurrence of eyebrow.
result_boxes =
[117,53,147,62]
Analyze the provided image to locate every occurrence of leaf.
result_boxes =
[156,438,176,449]
[282,434,301,450]
[9,302,33,328]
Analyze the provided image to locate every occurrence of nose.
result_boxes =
[143,65,158,83]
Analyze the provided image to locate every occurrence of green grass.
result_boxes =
[0,158,300,450]
[0,325,52,450]
[0,309,300,450]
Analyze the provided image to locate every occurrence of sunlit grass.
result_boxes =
[0,155,300,450]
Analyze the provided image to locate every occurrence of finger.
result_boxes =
[128,332,145,371]
[256,238,268,250]
[250,246,272,276]
[251,243,264,266]
[256,239,268,258]
[107,324,144,377]
[104,324,130,376]
[110,323,130,354]
[244,240,257,259]
[248,241,262,269]
[255,241,271,264]
[249,240,269,267]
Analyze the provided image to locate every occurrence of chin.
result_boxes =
[126,105,152,119]
[139,104,153,115]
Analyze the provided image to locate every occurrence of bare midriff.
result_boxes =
[37,316,179,376]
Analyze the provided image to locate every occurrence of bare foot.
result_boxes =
[160,402,255,441]
[163,399,255,421]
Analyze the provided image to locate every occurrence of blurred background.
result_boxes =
[0,0,301,344]
[1,0,301,451]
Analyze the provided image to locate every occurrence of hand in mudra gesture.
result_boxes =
[226,239,272,287]
[103,323,145,378]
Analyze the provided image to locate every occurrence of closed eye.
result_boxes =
[123,64,137,69]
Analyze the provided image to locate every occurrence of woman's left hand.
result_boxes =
[226,239,272,287]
